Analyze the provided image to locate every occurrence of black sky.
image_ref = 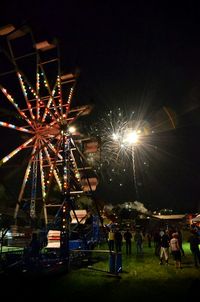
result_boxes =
[1,1,200,212]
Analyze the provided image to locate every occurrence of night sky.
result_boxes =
[1,1,200,213]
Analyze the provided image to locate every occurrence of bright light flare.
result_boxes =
[68,126,76,134]
[123,130,139,145]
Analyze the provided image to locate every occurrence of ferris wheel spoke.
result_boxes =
[45,138,63,186]
[69,148,81,184]
[41,85,61,121]
[65,86,75,117]
[47,76,64,119]
[39,50,63,120]
[37,52,62,121]
[17,72,36,120]
[46,139,63,161]
[41,96,60,123]
[39,149,47,200]
[0,136,35,166]
[6,33,38,121]
[0,121,34,133]
[43,145,62,191]
[0,84,35,130]
[65,75,78,109]
[42,89,62,121]
[2,41,38,121]
[14,144,37,220]
[56,76,63,116]
[50,96,62,119]
[40,146,62,203]
[39,149,49,224]
[38,59,58,95]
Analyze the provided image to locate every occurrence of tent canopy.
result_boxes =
[192,214,200,222]
[152,214,186,220]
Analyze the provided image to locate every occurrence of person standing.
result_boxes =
[108,229,115,251]
[170,232,182,269]
[114,228,123,253]
[29,232,41,259]
[159,230,170,265]
[188,230,200,268]
[147,231,152,248]
[153,230,161,256]
[134,230,143,254]
[176,228,185,256]
[124,229,132,255]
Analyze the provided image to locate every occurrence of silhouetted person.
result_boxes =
[153,230,161,256]
[115,229,123,253]
[124,229,132,255]
[176,228,185,256]
[147,232,152,248]
[29,233,40,259]
[134,230,143,254]
[188,230,200,268]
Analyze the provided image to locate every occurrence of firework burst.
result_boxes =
[86,107,153,191]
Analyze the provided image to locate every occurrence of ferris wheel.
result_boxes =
[0,24,99,227]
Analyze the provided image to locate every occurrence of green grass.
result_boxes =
[1,246,23,252]
[1,236,200,301]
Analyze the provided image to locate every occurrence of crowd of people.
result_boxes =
[106,225,200,268]
[108,227,143,255]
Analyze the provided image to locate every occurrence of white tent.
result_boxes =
[152,214,186,220]
[192,214,200,222]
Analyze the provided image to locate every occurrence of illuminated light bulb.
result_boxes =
[68,126,76,134]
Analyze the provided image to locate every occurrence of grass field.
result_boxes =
[1,231,199,301]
